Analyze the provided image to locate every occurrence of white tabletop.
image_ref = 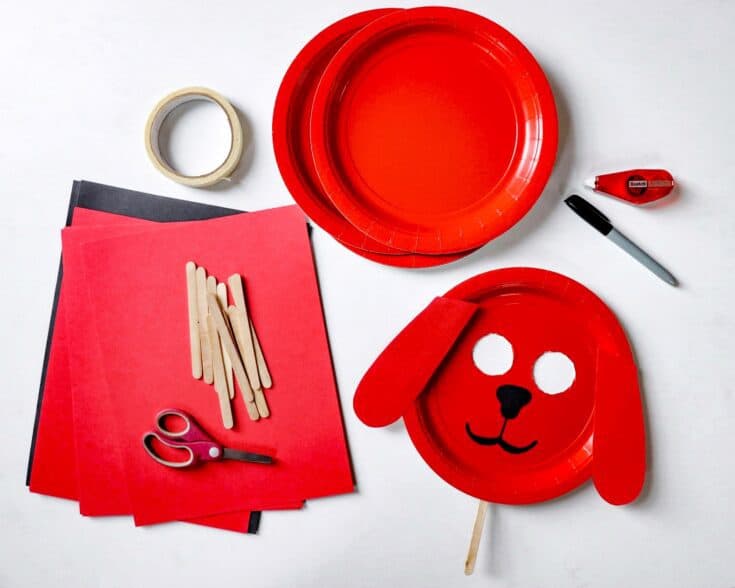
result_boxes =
[1,1,733,586]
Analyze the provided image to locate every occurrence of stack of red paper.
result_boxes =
[28,192,353,533]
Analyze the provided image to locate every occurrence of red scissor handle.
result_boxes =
[142,408,224,468]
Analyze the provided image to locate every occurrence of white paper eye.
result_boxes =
[472,334,513,376]
[533,352,576,395]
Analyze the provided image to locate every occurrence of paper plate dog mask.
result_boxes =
[354,268,646,505]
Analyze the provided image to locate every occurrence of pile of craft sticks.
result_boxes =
[185,262,272,428]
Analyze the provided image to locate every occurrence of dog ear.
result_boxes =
[592,346,646,505]
[354,296,479,427]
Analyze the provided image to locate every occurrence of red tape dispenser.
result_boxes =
[586,168,674,204]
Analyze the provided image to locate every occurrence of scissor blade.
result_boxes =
[222,447,274,464]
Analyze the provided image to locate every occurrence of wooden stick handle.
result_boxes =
[208,294,259,421]
[206,314,233,429]
[227,273,247,312]
[227,306,267,418]
[464,500,489,576]
[195,266,213,384]
[216,282,235,400]
[185,262,202,379]
[227,274,261,390]
[207,277,227,398]
[253,388,270,418]
[206,276,224,387]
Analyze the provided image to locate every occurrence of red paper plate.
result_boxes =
[398,269,639,504]
[273,8,473,268]
[311,7,558,254]
[273,9,402,255]
[344,241,477,268]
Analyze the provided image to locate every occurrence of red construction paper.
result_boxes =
[30,208,130,502]
[30,209,148,502]
[28,299,77,500]
[32,207,300,534]
[79,206,353,524]
[61,210,304,527]
[63,212,148,514]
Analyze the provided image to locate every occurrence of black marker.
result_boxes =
[564,195,678,286]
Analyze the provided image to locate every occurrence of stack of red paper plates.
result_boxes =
[273,7,558,268]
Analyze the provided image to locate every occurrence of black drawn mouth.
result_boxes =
[465,420,538,455]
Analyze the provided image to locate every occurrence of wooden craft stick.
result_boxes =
[185,262,202,379]
[195,267,214,384]
[205,280,227,407]
[206,275,217,297]
[227,273,248,312]
[253,388,270,418]
[250,319,272,389]
[464,500,489,576]
[216,282,235,400]
[238,375,260,421]
[242,323,269,417]
[208,294,259,421]
[205,276,226,389]
[206,314,233,429]
[227,306,268,417]
[227,274,261,390]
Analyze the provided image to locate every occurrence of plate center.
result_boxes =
[340,29,520,219]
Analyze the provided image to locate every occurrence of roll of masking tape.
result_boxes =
[145,87,244,188]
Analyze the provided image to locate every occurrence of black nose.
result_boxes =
[496,385,532,420]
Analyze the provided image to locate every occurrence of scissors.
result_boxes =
[142,408,274,468]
